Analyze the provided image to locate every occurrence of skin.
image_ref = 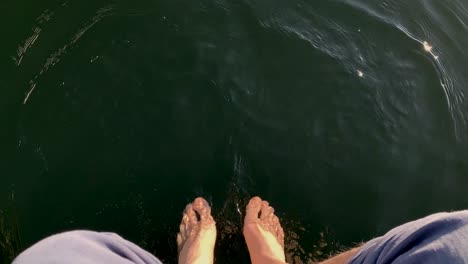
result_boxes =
[319,248,361,264]
[243,196,287,264]
[176,197,217,264]
[177,196,359,264]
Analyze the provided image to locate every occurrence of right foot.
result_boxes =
[243,197,286,264]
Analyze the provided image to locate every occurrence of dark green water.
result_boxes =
[2,0,468,263]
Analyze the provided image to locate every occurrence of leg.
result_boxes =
[243,197,287,264]
[319,248,361,264]
[321,210,468,264]
[176,197,217,264]
[13,230,162,264]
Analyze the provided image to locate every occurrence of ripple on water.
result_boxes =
[19,4,115,104]
[13,9,53,66]
[341,0,468,139]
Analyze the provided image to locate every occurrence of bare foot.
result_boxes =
[177,197,217,264]
[243,196,287,264]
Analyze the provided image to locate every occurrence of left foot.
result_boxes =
[177,197,217,264]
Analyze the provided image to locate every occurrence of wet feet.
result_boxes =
[177,197,217,264]
[243,196,286,264]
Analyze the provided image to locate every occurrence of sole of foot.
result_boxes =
[177,197,217,264]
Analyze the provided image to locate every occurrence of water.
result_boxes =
[2,0,468,263]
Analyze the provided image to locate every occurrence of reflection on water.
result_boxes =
[2,0,468,263]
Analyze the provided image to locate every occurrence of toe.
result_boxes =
[178,225,186,242]
[277,226,285,246]
[192,197,215,225]
[247,197,262,209]
[193,197,209,210]
[245,196,262,224]
[185,204,198,225]
[182,214,190,228]
[260,202,274,220]
[176,233,184,250]
[272,215,285,246]
[193,197,210,213]
[272,215,280,227]
[180,212,188,229]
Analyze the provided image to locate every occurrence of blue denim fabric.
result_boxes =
[13,230,162,264]
[349,211,468,264]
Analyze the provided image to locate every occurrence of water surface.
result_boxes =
[2,0,468,263]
